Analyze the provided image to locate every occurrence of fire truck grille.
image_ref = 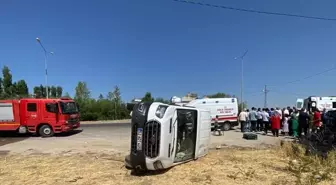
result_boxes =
[144,120,161,158]
[67,118,79,124]
[131,124,138,154]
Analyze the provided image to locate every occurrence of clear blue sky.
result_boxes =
[1,0,336,108]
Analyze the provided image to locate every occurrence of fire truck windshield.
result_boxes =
[59,101,79,114]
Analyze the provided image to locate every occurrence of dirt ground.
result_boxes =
[0,146,292,185]
[2,144,336,185]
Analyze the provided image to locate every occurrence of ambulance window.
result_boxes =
[333,102,336,108]
[27,103,37,112]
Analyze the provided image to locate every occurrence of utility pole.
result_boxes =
[263,85,270,108]
[235,50,248,111]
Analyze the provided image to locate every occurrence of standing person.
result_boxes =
[291,110,299,137]
[283,115,289,136]
[308,110,314,134]
[276,107,283,119]
[298,109,310,136]
[239,108,248,132]
[257,108,263,131]
[288,107,294,136]
[213,115,222,135]
[262,108,270,135]
[246,109,250,132]
[268,108,273,117]
[321,108,327,125]
[270,111,281,137]
[284,107,290,117]
[249,107,258,132]
[312,108,322,133]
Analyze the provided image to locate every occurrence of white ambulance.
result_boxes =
[296,96,336,112]
[184,98,239,131]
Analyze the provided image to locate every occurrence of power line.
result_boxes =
[268,66,336,87]
[173,0,336,21]
[271,89,307,97]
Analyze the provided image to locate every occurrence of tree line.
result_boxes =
[0,65,245,121]
[0,66,64,99]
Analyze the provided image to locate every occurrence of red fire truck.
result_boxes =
[0,97,80,137]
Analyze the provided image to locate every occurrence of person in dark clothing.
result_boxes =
[287,106,292,115]
[249,107,258,132]
[288,106,294,136]
[257,108,263,131]
[322,108,327,125]
[298,109,310,136]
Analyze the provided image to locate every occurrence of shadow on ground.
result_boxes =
[0,131,29,147]
[55,129,83,137]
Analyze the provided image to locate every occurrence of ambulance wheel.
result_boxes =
[39,125,54,137]
[223,122,231,131]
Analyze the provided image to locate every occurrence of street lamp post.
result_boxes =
[36,37,53,99]
[235,50,248,111]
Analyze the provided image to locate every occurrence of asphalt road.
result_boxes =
[0,122,283,155]
[0,122,131,147]
[81,122,131,128]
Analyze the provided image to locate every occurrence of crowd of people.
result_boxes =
[238,106,327,137]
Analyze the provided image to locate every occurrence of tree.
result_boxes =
[10,82,17,98]
[207,92,231,98]
[15,80,29,97]
[56,86,63,98]
[142,92,154,102]
[64,92,71,98]
[98,94,104,100]
[40,85,46,98]
[74,81,90,100]
[238,102,248,112]
[113,86,121,103]
[50,86,57,98]
[2,66,13,98]
[0,77,2,98]
[33,86,41,98]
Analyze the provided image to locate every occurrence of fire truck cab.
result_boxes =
[0,98,80,137]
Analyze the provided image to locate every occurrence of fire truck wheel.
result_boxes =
[223,122,231,131]
[39,125,54,137]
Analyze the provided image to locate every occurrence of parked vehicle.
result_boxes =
[184,98,239,131]
[296,96,336,112]
[0,97,80,137]
[124,102,211,172]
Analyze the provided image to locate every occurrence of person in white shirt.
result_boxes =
[261,108,270,134]
[284,108,289,116]
[239,108,248,132]
[276,107,282,120]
